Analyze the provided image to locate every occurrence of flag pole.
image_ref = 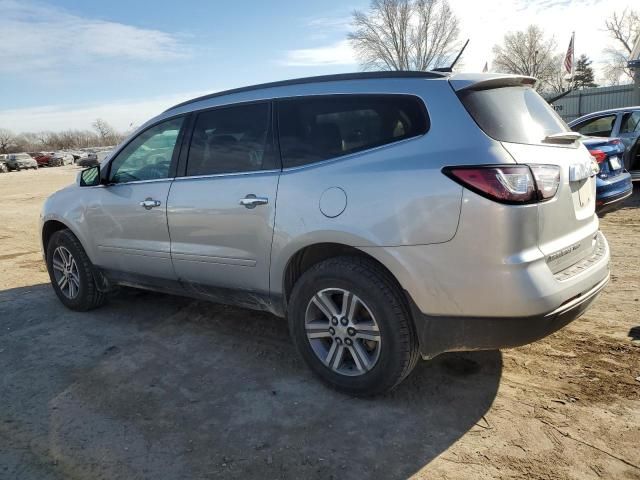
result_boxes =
[571,32,575,82]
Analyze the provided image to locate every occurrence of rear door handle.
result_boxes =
[140,198,161,210]
[239,194,268,209]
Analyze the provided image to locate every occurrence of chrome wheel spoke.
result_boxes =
[324,341,338,366]
[344,293,360,322]
[306,323,331,339]
[329,344,345,370]
[52,246,79,300]
[351,342,372,372]
[58,248,69,266]
[312,292,340,320]
[355,331,380,342]
[354,322,379,332]
[347,346,364,371]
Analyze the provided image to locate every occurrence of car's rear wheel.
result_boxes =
[46,229,106,311]
[288,256,419,396]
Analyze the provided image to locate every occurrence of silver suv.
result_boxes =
[41,72,610,395]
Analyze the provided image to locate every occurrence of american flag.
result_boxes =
[564,33,574,75]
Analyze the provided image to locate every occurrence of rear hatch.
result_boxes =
[451,76,599,274]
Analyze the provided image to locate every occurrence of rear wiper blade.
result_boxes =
[542,132,583,144]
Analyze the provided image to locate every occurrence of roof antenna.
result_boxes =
[433,39,469,73]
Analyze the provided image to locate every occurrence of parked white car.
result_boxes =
[50,153,75,167]
[6,153,38,171]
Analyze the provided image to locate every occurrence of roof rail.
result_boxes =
[164,71,447,112]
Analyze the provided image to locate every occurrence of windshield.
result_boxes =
[458,86,569,145]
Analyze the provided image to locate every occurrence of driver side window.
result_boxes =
[109,116,184,183]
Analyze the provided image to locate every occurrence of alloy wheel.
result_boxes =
[305,288,382,376]
[52,246,80,299]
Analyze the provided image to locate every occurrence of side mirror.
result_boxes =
[79,165,101,187]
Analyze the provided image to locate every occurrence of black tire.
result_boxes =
[288,256,419,396]
[46,229,106,311]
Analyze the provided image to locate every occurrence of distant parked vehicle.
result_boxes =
[76,152,99,167]
[6,153,38,171]
[0,155,8,173]
[50,153,74,167]
[30,152,55,167]
[569,107,640,181]
[581,137,633,215]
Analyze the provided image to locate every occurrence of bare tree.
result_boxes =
[1,127,125,154]
[545,55,570,95]
[492,25,559,91]
[348,0,460,71]
[0,128,15,153]
[603,8,640,85]
[92,118,117,146]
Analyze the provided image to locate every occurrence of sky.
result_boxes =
[0,0,636,133]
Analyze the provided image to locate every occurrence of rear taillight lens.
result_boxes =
[443,165,560,204]
[530,165,561,200]
[589,149,607,164]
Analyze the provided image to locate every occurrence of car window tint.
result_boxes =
[458,86,569,145]
[110,117,184,183]
[572,115,617,137]
[621,111,640,134]
[278,95,428,168]
[186,102,273,176]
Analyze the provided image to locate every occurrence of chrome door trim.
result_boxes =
[172,169,281,181]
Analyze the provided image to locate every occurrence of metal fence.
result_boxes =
[550,84,637,123]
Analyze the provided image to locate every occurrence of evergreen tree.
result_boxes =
[571,54,598,89]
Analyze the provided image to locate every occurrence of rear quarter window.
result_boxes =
[278,94,429,168]
[458,86,569,145]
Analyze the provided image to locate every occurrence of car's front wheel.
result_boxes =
[288,256,419,396]
[46,229,106,311]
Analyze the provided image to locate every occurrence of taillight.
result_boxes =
[589,149,607,164]
[443,165,560,204]
[530,165,561,200]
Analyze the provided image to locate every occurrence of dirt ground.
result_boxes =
[0,165,638,480]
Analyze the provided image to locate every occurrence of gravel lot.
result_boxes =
[1,166,639,479]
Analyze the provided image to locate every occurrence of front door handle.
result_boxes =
[240,194,268,209]
[140,198,161,210]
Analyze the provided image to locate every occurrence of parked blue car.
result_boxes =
[569,107,640,182]
[581,137,633,215]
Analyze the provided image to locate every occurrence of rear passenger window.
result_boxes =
[572,114,617,137]
[278,95,428,168]
[621,111,640,134]
[186,102,275,176]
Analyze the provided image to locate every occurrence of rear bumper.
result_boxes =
[411,273,609,359]
[596,171,633,214]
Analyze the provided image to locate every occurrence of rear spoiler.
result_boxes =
[449,74,537,92]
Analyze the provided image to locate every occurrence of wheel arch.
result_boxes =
[280,242,409,314]
[41,218,91,263]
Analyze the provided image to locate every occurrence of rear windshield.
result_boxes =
[458,86,569,145]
